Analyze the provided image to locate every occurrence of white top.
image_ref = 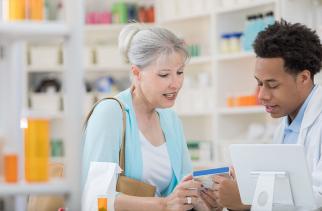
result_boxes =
[139,131,172,196]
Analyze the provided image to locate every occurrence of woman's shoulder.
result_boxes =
[92,98,123,114]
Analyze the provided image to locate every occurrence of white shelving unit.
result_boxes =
[215,0,277,14]
[0,0,84,210]
[212,0,315,164]
[216,51,255,61]
[218,106,265,115]
[156,0,317,167]
[0,181,69,196]
[156,0,216,169]
[0,22,69,40]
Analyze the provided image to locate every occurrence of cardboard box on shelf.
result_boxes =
[30,93,61,113]
[29,45,61,68]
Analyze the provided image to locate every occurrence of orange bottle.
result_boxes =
[9,0,26,20]
[98,196,108,211]
[29,0,44,20]
[24,118,49,182]
[4,154,18,183]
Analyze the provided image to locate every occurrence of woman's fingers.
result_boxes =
[181,174,193,182]
[179,179,202,190]
[201,189,217,208]
[229,166,236,179]
[183,204,194,210]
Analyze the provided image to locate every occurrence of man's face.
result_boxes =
[254,57,308,120]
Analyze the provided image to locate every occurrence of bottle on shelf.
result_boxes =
[220,33,231,54]
[9,0,26,20]
[98,196,108,211]
[24,118,49,182]
[256,13,265,33]
[264,11,275,27]
[4,150,18,183]
[29,0,44,20]
[242,15,255,51]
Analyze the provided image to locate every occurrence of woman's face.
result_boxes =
[134,52,185,109]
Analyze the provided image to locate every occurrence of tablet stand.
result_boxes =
[250,171,294,211]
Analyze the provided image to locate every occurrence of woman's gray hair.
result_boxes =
[118,23,189,68]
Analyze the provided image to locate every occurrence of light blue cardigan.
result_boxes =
[82,88,192,196]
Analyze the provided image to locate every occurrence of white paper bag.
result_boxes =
[82,162,121,211]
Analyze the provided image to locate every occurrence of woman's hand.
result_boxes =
[162,174,202,211]
[194,188,223,211]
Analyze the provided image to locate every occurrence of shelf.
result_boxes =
[189,56,213,65]
[27,66,64,73]
[177,111,213,117]
[218,106,265,115]
[159,12,211,24]
[85,23,154,33]
[0,21,69,40]
[27,65,129,73]
[215,0,276,14]
[86,65,129,73]
[216,51,255,61]
[23,110,64,119]
[85,24,127,34]
[0,180,70,196]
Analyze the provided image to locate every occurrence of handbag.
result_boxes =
[85,97,156,197]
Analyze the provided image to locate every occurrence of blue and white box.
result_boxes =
[193,167,230,189]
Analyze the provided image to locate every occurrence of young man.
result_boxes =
[208,20,322,210]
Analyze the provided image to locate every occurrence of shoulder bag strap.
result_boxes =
[84,97,126,176]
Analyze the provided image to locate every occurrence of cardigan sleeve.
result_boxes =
[81,99,123,186]
[174,113,193,179]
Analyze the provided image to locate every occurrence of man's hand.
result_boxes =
[212,167,250,210]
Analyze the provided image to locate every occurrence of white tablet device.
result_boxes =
[230,144,316,209]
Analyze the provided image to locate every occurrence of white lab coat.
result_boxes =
[273,85,322,207]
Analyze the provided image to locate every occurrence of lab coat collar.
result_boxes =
[274,85,322,145]
[300,85,322,130]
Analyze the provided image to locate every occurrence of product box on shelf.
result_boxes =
[30,93,61,113]
[95,45,124,68]
[29,45,61,68]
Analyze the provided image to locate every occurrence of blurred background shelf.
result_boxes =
[189,56,213,65]
[157,12,211,25]
[218,106,266,115]
[0,22,69,40]
[215,0,276,14]
[216,51,255,61]
[0,180,69,196]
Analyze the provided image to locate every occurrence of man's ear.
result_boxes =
[131,65,141,80]
[298,69,312,85]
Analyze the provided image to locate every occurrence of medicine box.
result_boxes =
[30,45,60,68]
[193,167,229,189]
[30,93,61,112]
[95,45,124,67]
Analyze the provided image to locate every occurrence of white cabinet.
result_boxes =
[0,1,84,210]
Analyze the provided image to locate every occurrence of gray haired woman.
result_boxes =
[83,23,221,211]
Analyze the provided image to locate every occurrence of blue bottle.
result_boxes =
[264,11,275,28]
[242,15,254,52]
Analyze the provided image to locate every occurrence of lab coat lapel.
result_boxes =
[298,86,322,146]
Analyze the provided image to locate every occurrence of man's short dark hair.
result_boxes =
[253,20,322,79]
